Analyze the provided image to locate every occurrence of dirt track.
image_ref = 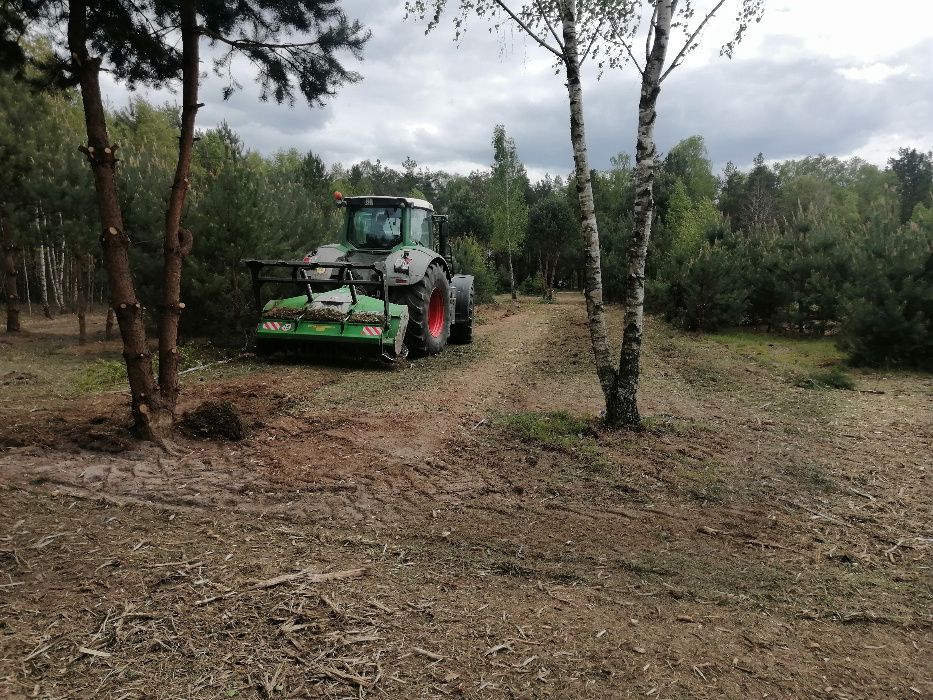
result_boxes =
[1,295,931,698]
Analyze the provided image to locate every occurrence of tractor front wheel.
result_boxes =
[393,262,450,356]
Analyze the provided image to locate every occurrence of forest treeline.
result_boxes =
[2,72,931,369]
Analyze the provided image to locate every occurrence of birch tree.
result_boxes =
[407,0,621,409]
[488,124,528,300]
[409,0,763,427]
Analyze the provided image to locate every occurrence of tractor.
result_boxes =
[243,193,475,361]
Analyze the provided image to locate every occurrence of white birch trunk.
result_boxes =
[559,2,616,402]
[57,236,66,313]
[37,244,52,318]
[607,0,673,427]
[47,244,63,313]
[22,254,31,314]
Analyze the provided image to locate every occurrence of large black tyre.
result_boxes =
[450,278,475,344]
[392,262,450,356]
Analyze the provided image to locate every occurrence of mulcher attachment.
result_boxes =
[243,259,409,361]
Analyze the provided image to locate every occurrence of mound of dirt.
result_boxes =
[178,399,247,441]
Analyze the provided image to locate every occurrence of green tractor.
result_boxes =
[243,193,475,361]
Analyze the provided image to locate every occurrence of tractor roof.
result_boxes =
[344,195,433,211]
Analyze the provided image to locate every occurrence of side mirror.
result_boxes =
[433,214,450,263]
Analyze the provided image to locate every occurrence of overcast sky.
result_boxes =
[103,0,933,180]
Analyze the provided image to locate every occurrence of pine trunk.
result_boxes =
[37,244,51,318]
[76,253,90,344]
[559,6,616,403]
[606,0,673,428]
[1,219,20,332]
[158,0,199,414]
[68,0,170,440]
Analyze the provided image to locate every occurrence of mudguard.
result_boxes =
[384,247,449,287]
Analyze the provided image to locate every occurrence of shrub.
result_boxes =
[796,366,856,390]
[450,235,498,303]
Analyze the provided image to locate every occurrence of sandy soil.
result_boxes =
[0,295,930,699]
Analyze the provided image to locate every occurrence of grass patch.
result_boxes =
[500,411,591,444]
[71,344,229,394]
[73,359,128,392]
[795,366,856,390]
[499,411,609,472]
[640,414,694,436]
[709,329,845,373]
[674,456,731,502]
[783,461,834,492]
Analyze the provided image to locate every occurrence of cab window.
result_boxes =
[409,208,432,248]
[347,206,402,249]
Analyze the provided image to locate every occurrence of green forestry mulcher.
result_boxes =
[243,193,475,361]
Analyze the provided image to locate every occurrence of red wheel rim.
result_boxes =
[427,288,445,338]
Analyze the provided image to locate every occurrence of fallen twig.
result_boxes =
[252,567,366,591]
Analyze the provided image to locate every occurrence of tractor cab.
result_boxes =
[335,194,440,255]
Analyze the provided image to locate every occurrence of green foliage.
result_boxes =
[450,234,497,303]
[655,240,748,332]
[889,148,933,224]
[836,208,933,368]
[488,124,529,264]
[663,136,717,201]
[518,272,545,296]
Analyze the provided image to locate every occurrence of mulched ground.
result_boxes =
[1,296,930,698]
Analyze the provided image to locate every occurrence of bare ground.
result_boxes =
[0,295,930,699]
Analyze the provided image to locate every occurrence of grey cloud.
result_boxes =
[101,5,933,179]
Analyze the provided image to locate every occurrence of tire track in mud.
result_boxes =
[0,299,579,528]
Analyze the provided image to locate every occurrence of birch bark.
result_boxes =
[559,1,617,403]
[37,244,51,318]
[606,0,673,427]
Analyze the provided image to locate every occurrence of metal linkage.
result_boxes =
[242,259,391,329]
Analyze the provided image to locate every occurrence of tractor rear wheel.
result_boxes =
[450,277,475,344]
[393,262,450,356]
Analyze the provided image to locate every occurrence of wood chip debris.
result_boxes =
[252,567,366,591]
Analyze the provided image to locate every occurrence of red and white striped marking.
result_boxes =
[361,326,383,336]
[262,321,283,331]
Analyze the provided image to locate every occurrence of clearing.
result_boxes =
[0,294,930,699]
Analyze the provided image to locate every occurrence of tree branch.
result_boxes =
[645,1,658,64]
[492,0,564,60]
[607,16,643,74]
[660,0,726,83]
[533,0,565,52]
[579,17,605,67]
[201,27,323,51]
